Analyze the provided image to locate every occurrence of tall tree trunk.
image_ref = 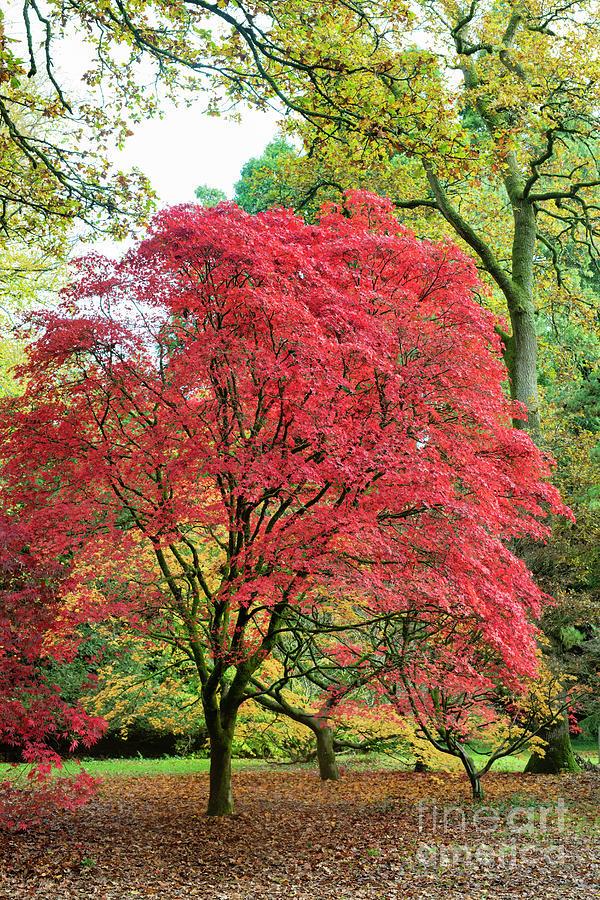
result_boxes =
[503,299,540,435]
[504,190,541,437]
[314,723,340,781]
[524,713,580,774]
[506,192,577,771]
[204,696,237,816]
[423,161,542,435]
[207,729,235,815]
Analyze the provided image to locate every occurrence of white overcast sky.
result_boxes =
[4,1,281,256]
[114,102,280,206]
[82,101,279,259]
[8,0,281,206]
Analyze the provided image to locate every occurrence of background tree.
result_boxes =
[194,185,227,208]
[232,138,301,213]
[368,618,568,798]
[195,139,313,215]
[0,6,153,289]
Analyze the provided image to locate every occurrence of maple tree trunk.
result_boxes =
[252,696,340,781]
[207,729,235,816]
[464,761,484,801]
[314,724,340,781]
[456,750,484,801]
[467,769,483,801]
[204,698,237,816]
[524,714,580,774]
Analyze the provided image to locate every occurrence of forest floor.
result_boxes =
[0,768,598,899]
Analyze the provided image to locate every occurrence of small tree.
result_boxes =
[0,518,103,827]
[0,518,104,762]
[233,139,300,214]
[372,610,566,800]
[1,194,566,815]
[386,639,567,800]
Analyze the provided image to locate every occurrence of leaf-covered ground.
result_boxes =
[1,769,598,899]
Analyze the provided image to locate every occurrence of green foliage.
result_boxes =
[194,185,227,207]
[559,626,586,652]
[579,711,600,741]
[233,138,300,213]
[0,244,68,397]
[234,705,314,761]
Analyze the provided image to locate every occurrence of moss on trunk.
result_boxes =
[525,715,580,774]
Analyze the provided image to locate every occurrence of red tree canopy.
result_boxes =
[0,518,103,764]
[0,193,568,814]
[0,519,102,828]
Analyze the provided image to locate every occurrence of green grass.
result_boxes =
[572,737,598,754]
[339,736,598,775]
[335,749,530,773]
[79,756,269,777]
[1,737,596,781]
[0,756,267,780]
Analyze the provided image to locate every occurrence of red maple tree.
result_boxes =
[0,518,102,828]
[0,193,567,815]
